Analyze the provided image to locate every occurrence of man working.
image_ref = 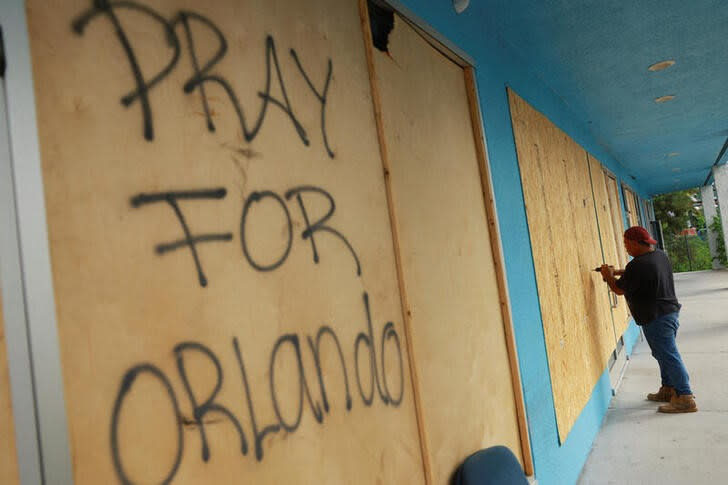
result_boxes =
[600,226,696,413]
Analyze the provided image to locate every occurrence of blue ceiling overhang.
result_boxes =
[467,0,728,195]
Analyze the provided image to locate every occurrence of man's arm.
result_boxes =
[600,264,625,295]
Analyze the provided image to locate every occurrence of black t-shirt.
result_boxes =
[616,249,681,325]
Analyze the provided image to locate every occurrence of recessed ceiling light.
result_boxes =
[453,0,470,13]
[655,95,676,103]
[648,60,676,72]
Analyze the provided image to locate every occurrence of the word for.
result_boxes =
[110,292,404,483]
[73,1,335,157]
[130,185,361,287]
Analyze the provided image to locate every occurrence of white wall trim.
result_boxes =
[0,1,73,483]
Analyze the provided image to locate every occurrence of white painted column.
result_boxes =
[713,164,728,268]
[701,184,721,269]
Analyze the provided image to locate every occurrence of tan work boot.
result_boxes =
[647,386,676,402]
[658,394,697,413]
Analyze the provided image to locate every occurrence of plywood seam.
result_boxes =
[358,2,433,484]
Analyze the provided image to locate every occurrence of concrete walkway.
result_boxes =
[579,269,728,485]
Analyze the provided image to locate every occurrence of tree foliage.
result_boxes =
[709,213,727,266]
[653,189,701,235]
[657,188,727,271]
[664,233,712,272]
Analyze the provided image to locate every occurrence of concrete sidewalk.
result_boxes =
[579,269,728,485]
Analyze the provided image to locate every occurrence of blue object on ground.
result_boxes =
[451,445,528,485]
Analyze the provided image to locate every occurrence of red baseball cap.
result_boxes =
[624,226,657,245]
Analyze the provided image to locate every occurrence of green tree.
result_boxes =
[709,213,727,266]
[653,188,701,235]
[664,232,713,272]
[690,208,705,231]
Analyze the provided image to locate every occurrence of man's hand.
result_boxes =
[599,264,625,295]
[599,264,614,282]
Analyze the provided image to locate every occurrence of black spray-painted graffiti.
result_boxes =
[130,189,233,287]
[72,1,335,157]
[77,2,402,482]
[130,185,361,287]
[110,292,404,484]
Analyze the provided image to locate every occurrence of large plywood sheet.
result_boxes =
[27,1,426,483]
[374,17,523,483]
[0,291,20,485]
[508,90,615,441]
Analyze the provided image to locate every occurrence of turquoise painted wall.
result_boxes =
[387,2,647,484]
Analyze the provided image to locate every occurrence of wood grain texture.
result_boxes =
[508,89,616,441]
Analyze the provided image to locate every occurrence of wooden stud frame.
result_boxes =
[360,1,533,479]
[464,69,533,476]
[358,2,434,483]
[360,1,533,477]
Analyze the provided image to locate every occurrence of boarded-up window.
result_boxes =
[371,14,528,482]
[622,185,641,228]
[508,90,616,441]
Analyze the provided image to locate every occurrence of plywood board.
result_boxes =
[372,16,523,483]
[508,90,615,441]
[27,1,426,483]
[623,186,640,228]
[642,199,652,225]
[590,159,630,336]
[604,174,628,270]
[0,290,20,485]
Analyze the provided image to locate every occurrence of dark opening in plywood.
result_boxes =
[368,0,394,52]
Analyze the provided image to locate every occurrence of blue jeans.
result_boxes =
[641,312,692,395]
